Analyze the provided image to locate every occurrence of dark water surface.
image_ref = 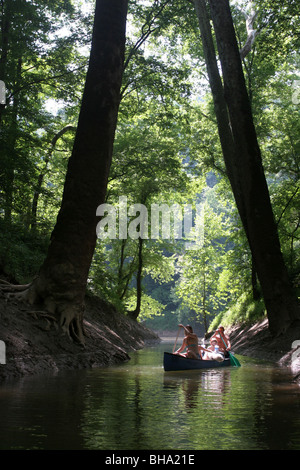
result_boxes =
[0,342,300,450]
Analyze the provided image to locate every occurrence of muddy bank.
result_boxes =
[0,291,159,382]
[227,318,300,383]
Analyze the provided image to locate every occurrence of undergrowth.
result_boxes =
[0,220,49,283]
[209,290,266,331]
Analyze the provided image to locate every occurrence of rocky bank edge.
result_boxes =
[0,292,159,382]
[1,288,300,383]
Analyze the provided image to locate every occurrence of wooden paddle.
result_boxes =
[172,327,181,353]
[219,332,241,367]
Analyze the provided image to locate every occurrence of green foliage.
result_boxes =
[0,0,87,225]
[125,290,165,321]
[0,220,49,283]
[209,291,266,332]
[255,0,300,59]
[0,0,299,331]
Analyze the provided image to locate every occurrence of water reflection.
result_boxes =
[163,368,232,412]
[0,343,300,450]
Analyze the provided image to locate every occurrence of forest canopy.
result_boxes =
[0,0,299,337]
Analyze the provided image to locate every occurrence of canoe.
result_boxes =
[163,352,232,371]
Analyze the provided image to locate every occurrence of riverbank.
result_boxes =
[227,319,300,383]
[0,290,159,381]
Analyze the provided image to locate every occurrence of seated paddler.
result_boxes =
[174,324,201,360]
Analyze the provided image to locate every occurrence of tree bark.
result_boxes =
[195,0,300,335]
[23,0,128,343]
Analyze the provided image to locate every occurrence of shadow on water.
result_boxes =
[0,342,300,450]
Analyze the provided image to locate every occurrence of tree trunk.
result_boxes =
[128,237,144,321]
[3,58,22,225]
[209,0,300,335]
[195,0,300,335]
[23,0,128,343]
[193,0,249,234]
[194,0,260,305]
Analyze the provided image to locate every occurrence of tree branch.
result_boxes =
[123,0,172,71]
[239,3,259,59]
[276,186,299,228]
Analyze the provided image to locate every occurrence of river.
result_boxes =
[0,342,300,451]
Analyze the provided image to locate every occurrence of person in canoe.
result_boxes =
[175,324,209,360]
[210,326,231,357]
[202,338,224,362]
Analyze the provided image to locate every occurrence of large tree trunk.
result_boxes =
[193,0,248,232]
[195,0,300,335]
[194,0,262,300]
[21,0,128,343]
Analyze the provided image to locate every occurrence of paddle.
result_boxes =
[219,332,241,367]
[172,327,181,353]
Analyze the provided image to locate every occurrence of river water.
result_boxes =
[0,342,300,451]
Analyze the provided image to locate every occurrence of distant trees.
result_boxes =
[175,201,231,332]
[0,0,88,225]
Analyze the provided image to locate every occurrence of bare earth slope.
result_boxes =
[0,291,159,381]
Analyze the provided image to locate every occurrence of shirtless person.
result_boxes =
[210,326,231,357]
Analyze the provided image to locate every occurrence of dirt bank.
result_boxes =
[0,291,159,382]
[227,318,300,383]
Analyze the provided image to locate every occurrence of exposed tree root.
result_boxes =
[27,310,57,331]
[0,279,31,293]
[0,279,86,347]
[59,304,86,345]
